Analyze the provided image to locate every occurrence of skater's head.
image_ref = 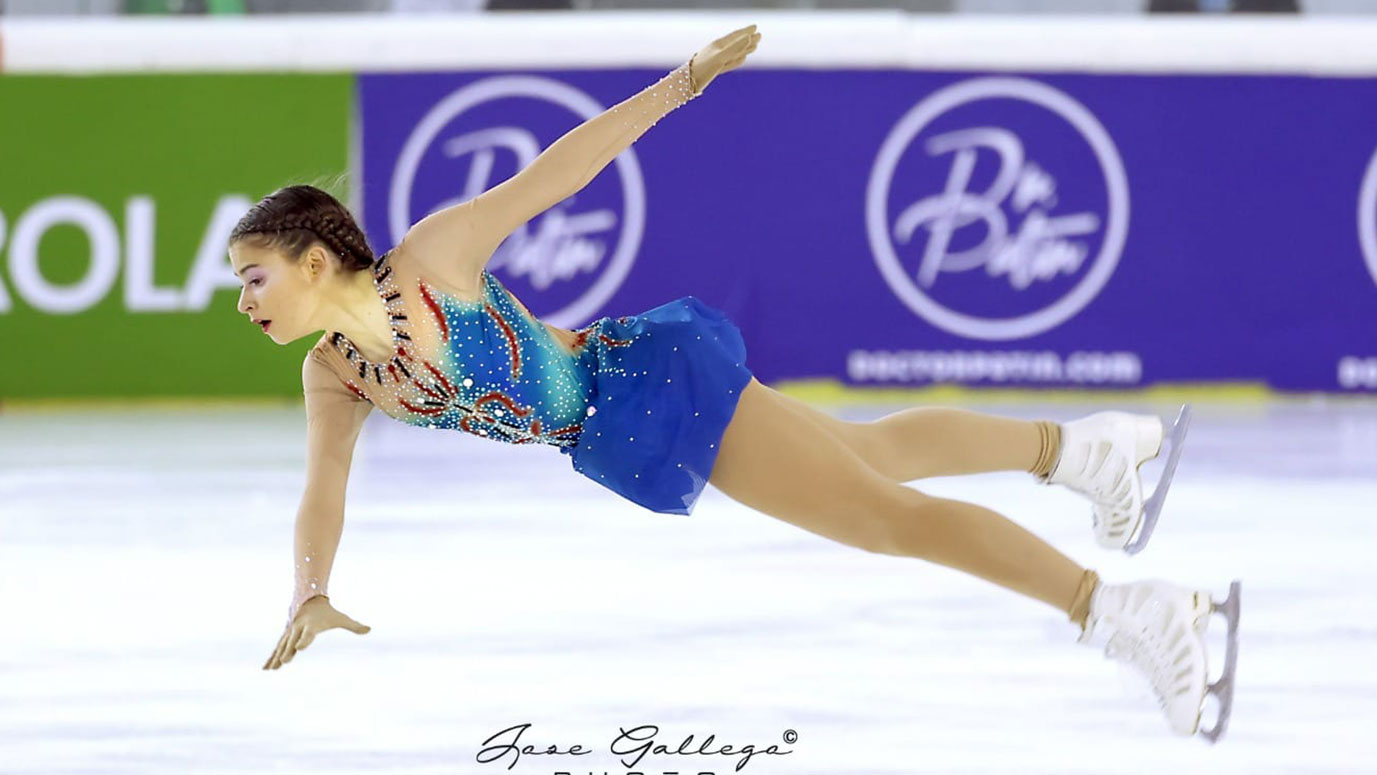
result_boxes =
[229,184,375,345]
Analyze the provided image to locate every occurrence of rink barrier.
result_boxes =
[5,14,1377,398]
[354,64,1377,393]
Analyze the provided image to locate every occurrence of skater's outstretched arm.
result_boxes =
[394,25,761,286]
[289,352,371,613]
[263,351,373,670]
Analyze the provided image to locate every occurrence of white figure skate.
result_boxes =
[1043,405,1193,553]
[1079,578,1241,742]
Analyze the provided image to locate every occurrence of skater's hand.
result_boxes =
[263,595,370,670]
[688,24,761,96]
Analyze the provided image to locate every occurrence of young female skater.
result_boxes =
[233,25,1239,741]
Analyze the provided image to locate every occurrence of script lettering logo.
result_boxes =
[389,76,646,327]
[866,77,1129,341]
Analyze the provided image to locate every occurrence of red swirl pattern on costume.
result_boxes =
[484,301,523,381]
[325,256,603,449]
[599,333,634,348]
[418,281,449,341]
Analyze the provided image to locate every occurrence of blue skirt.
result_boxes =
[559,296,754,515]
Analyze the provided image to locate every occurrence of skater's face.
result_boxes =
[231,240,338,345]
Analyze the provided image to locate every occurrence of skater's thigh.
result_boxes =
[709,377,918,553]
[755,383,898,480]
[764,385,864,441]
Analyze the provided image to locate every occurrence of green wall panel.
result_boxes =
[0,74,352,399]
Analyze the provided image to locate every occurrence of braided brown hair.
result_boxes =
[229,184,375,272]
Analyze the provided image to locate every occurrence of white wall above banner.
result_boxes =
[7,12,1377,76]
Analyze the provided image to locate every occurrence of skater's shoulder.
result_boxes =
[307,332,335,361]
[302,335,343,382]
[392,242,486,302]
[302,334,356,392]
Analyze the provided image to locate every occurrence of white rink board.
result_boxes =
[7,13,1377,75]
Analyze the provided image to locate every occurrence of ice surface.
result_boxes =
[1,397,1374,774]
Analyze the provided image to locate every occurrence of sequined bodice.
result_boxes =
[312,251,607,448]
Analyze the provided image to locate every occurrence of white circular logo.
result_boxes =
[1356,144,1377,288]
[389,76,646,328]
[865,77,1130,341]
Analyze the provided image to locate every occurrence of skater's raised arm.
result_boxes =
[395,25,761,284]
[263,351,373,670]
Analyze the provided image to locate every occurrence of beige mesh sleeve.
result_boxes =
[408,60,701,274]
[286,348,373,623]
[554,59,700,195]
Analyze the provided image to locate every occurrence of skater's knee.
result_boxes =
[859,486,942,557]
[843,512,899,556]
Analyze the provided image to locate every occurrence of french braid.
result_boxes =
[229,184,376,271]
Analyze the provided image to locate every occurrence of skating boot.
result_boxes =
[1078,578,1242,742]
[1042,405,1192,554]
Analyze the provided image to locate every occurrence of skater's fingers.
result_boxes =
[268,639,288,670]
[719,24,754,44]
[712,25,755,51]
[263,629,290,670]
[296,630,316,652]
[268,625,300,670]
[263,634,283,669]
[281,626,308,664]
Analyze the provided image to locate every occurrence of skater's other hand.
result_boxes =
[689,24,761,95]
[263,594,370,670]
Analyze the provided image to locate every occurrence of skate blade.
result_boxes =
[1124,404,1193,556]
[1198,579,1242,744]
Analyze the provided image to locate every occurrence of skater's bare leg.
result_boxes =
[711,378,1097,624]
[766,386,1059,482]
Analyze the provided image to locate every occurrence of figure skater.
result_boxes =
[231,25,1240,741]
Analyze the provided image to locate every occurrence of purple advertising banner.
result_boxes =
[358,69,1377,393]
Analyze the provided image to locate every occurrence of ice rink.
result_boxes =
[2,396,1375,774]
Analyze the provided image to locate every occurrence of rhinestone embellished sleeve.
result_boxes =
[561,60,700,192]
[287,512,337,624]
[287,346,370,624]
